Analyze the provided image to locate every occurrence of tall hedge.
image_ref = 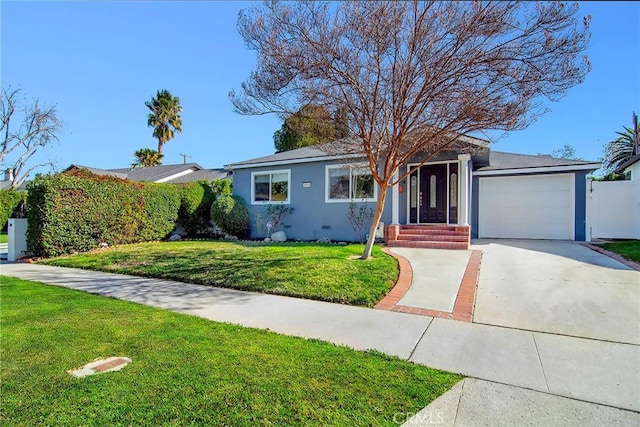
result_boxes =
[0,189,27,230]
[27,171,180,257]
[176,181,215,236]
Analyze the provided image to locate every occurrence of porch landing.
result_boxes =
[385,224,470,250]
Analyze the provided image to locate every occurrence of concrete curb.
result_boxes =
[582,243,640,271]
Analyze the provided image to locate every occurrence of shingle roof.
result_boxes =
[477,151,600,171]
[227,142,598,172]
[110,163,202,182]
[227,145,341,168]
[64,163,227,183]
[165,169,229,183]
[227,134,490,169]
[0,181,29,191]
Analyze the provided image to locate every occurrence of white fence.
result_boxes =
[586,179,640,241]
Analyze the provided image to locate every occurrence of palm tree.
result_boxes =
[145,89,183,155]
[602,122,640,173]
[133,148,163,167]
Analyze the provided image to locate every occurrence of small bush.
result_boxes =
[27,171,180,257]
[0,189,27,230]
[177,181,215,236]
[347,202,374,243]
[211,195,250,238]
[265,205,294,232]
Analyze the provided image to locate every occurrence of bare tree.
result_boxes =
[1,87,61,189]
[231,1,591,258]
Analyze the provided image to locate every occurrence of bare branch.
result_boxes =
[12,161,55,190]
[1,87,62,187]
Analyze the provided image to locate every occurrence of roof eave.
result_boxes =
[226,153,364,170]
[473,163,601,176]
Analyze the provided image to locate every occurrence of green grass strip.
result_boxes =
[1,277,460,426]
[601,240,640,263]
[40,241,399,307]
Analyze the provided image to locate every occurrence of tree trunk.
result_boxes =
[361,185,388,259]
[157,140,163,155]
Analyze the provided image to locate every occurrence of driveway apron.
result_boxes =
[472,239,640,345]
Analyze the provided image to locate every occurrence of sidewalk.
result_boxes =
[2,262,639,424]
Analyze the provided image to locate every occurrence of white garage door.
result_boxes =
[479,174,575,240]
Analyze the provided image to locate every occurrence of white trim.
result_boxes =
[473,163,600,176]
[325,164,378,203]
[457,154,470,225]
[406,161,460,224]
[406,163,419,223]
[391,170,399,224]
[155,168,195,183]
[228,153,363,170]
[250,169,291,205]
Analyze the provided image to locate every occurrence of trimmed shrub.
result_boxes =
[27,172,180,257]
[211,178,232,198]
[176,181,215,236]
[0,189,27,230]
[211,195,250,238]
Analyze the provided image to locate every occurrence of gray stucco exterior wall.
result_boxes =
[233,160,393,241]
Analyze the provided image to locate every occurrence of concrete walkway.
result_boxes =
[2,262,639,425]
[392,248,470,312]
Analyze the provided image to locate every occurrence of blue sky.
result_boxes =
[2,1,639,176]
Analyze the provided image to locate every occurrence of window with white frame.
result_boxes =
[251,170,290,204]
[326,165,376,202]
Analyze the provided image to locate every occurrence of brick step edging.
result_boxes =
[396,235,469,242]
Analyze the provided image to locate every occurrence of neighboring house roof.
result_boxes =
[164,169,228,183]
[65,164,129,179]
[112,163,202,183]
[614,154,640,174]
[0,180,29,191]
[475,151,600,173]
[64,163,229,183]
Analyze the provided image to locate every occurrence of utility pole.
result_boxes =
[179,153,191,164]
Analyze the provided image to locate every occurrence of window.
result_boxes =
[326,165,376,202]
[429,175,437,208]
[410,175,418,208]
[251,170,290,204]
[450,173,458,208]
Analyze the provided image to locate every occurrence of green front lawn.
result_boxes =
[0,232,7,243]
[601,240,640,263]
[40,241,398,307]
[1,277,460,425]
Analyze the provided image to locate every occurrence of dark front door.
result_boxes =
[420,164,447,223]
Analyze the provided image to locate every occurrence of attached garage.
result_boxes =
[478,173,575,240]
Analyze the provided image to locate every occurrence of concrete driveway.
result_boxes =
[472,239,640,345]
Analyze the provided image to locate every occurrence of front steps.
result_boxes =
[385,224,470,250]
